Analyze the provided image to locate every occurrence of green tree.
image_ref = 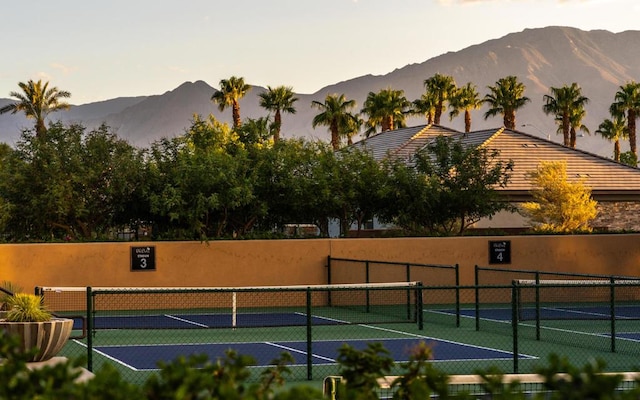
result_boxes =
[380,135,513,236]
[146,116,258,239]
[411,92,437,125]
[567,103,590,148]
[521,161,598,233]
[423,73,457,125]
[361,88,410,136]
[543,83,589,147]
[449,82,483,133]
[332,147,388,237]
[0,79,71,137]
[236,117,274,146]
[0,123,143,240]
[258,85,298,142]
[483,76,530,129]
[311,94,358,150]
[339,113,363,146]
[596,113,628,162]
[211,76,251,129]
[610,81,640,156]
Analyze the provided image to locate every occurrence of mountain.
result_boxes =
[1,26,640,156]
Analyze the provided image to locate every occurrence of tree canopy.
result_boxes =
[521,161,598,233]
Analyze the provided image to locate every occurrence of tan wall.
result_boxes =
[1,235,639,293]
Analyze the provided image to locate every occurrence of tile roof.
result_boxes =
[352,124,640,201]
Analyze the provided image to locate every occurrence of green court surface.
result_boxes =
[55,305,640,387]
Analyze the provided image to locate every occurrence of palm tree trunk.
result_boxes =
[562,113,570,146]
[434,103,443,125]
[36,119,47,137]
[614,140,621,162]
[504,111,516,130]
[273,110,282,142]
[330,121,340,150]
[629,110,637,155]
[232,101,241,128]
[569,127,577,148]
[464,110,471,133]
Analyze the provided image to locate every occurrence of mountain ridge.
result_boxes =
[1,26,639,157]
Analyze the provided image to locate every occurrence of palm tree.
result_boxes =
[258,85,298,142]
[211,76,251,129]
[567,106,589,148]
[483,76,530,130]
[423,73,457,124]
[0,79,71,137]
[412,92,437,125]
[542,83,589,147]
[361,88,410,137]
[449,82,483,133]
[596,113,627,162]
[339,114,363,146]
[610,81,640,156]
[311,94,358,150]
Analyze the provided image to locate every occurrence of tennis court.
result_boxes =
[91,335,530,371]
[42,278,640,386]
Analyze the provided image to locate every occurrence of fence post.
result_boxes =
[512,281,519,374]
[610,277,616,353]
[455,264,460,327]
[406,264,411,320]
[326,256,332,306]
[365,261,370,312]
[475,265,480,331]
[417,283,424,331]
[86,286,93,372]
[535,272,540,341]
[307,287,313,380]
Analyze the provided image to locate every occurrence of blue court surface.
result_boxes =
[94,337,534,371]
[76,312,343,330]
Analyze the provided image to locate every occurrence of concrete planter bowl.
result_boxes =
[0,318,73,362]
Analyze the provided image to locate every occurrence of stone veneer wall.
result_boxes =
[594,202,640,231]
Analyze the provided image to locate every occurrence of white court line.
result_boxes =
[164,314,209,327]
[265,341,336,363]
[77,339,142,371]
[293,311,349,324]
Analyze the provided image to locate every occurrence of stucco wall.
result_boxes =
[1,235,639,293]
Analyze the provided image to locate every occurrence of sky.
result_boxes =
[2,0,639,105]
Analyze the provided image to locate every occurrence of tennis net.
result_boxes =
[514,279,640,321]
[38,282,424,330]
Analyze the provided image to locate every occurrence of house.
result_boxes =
[349,124,640,232]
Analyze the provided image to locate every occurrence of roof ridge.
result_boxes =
[478,127,505,148]
[390,125,434,159]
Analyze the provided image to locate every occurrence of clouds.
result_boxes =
[51,63,78,75]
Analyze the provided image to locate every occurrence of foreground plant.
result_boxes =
[1,331,639,400]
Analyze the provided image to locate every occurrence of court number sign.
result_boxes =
[131,246,156,271]
[489,240,511,264]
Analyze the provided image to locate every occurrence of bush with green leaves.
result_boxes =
[2,331,640,399]
[3,293,52,322]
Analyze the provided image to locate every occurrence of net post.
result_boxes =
[475,265,480,331]
[232,292,237,329]
[417,282,424,330]
[512,280,519,374]
[86,286,93,372]
[306,287,313,381]
[455,263,460,327]
[610,277,616,353]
